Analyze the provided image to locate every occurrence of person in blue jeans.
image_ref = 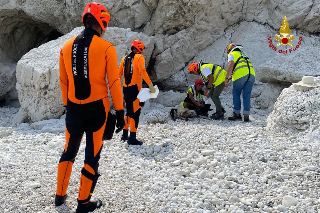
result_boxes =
[224,43,256,122]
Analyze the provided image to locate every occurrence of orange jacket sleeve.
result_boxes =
[118,57,125,79]
[59,50,68,106]
[138,55,152,85]
[106,46,123,111]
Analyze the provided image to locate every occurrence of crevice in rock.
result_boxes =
[0,9,63,105]
[299,0,315,30]
[0,9,63,63]
[146,56,157,79]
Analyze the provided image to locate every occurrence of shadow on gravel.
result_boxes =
[124,140,174,160]
[56,204,72,213]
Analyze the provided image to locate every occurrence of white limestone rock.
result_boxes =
[15,27,154,122]
[198,170,207,179]
[1,0,319,120]
[254,83,284,112]
[259,46,320,84]
[228,154,239,163]
[201,150,215,156]
[267,82,320,135]
[151,90,185,107]
[0,61,16,99]
[282,195,298,207]
[0,127,13,137]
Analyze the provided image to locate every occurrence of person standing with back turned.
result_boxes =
[55,2,124,213]
[119,40,156,145]
[224,43,255,122]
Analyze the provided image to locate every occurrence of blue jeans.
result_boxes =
[232,74,255,115]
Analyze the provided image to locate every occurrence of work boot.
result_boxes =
[121,129,128,141]
[127,132,143,145]
[211,111,224,120]
[228,112,242,121]
[244,114,250,122]
[55,194,67,207]
[76,200,102,213]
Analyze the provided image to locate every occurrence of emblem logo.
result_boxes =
[267,15,302,54]
[275,16,295,46]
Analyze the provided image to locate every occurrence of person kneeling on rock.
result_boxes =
[182,79,211,116]
[170,79,211,120]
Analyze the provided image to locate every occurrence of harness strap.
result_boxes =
[232,56,242,74]
[211,65,216,75]
[245,60,251,82]
[123,52,135,86]
[231,50,252,81]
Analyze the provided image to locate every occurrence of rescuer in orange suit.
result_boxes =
[55,3,124,213]
[118,40,156,145]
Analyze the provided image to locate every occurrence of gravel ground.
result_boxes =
[0,106,319,213]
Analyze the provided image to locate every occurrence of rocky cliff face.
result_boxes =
[0,0,319,121]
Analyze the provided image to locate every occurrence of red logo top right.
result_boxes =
[268,16,302,54]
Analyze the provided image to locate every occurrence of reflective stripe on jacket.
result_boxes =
[229,50,255,81]
[200,64,227,87]
[187,85,202,101]
[181,85,203,107]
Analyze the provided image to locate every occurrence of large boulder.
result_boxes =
[164,21,319,88]
[266,79,320,135]
[252,82,284,114]
[1,0,320,110]
[1,0,319,36]
[15,27,155,122]
[258,46,320,84]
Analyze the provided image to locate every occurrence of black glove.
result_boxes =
[115,110,125,133]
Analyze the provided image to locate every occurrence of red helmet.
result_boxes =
[131,40,145,53]
[195,79,204,87]
[226,43,236,54]
[188,62,198,73]
[82,2,110,31]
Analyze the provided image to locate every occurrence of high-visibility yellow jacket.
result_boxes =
[181,85,203,107]
[228,50,255,81]
[199,64,226,87]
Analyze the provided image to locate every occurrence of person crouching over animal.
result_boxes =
[188,62,227,120]
[181,79,211,116]
[170,79,211,120]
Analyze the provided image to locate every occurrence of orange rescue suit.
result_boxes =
[118,52,151,132]
[57,28,123,205]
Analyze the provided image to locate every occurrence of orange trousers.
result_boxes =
[56,98,109,204]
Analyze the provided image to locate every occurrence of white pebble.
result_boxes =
[282,195,298,207]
